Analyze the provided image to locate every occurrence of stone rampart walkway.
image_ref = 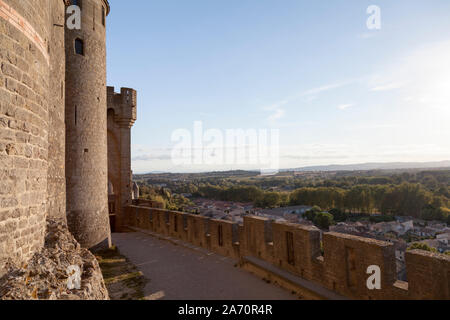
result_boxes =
[112,232,297,300]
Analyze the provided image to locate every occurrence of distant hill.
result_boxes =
[134,161,450,177]
[133,169,260,180]
[286,160,450,172]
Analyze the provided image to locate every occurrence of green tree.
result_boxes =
[381,183,431,217]
[408,242,437,253]
[313,212,334,230]
[421,204,445,221]
[369,215,395,223]
[329,208,348,222]
[255,192,281,208]
[304,206,321,221]
[151,195,167,209]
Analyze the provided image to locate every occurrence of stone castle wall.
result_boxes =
[1,0,118,276]
[0,0,54,274]
[125,206,450,300]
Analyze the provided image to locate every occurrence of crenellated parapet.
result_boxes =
[125,206,450,300]
[405,249,450,299]
[107,86,137,128]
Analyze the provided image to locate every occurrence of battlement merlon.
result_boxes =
[64,0,110,15]
[107,86,137,128]
[64,0,111,15]
[103,0,110,15]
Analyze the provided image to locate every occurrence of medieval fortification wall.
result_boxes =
[126,205,450,300]
[0,0,135,277]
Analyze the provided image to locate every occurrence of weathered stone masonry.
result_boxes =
[48,0,66,223]
[0,0,52,273]
[0,0,136,278]
[126,206,450,300]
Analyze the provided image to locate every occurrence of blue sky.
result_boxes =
[106,0,450,173]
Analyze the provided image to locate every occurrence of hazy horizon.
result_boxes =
[132,159,450,175]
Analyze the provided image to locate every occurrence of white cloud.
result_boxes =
[132,154,171,161]
[358,32,377,39]
[268,108,286,121]
[300,81,353,97]
[264,99,288,122]
[305,95,317,102]
[337,103,354,110]
[261,80,357,123]
[370,82,404,92]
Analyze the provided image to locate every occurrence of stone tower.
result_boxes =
[64,0,111,248]
[107,87,137,232]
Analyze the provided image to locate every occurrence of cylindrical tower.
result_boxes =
[65,0,111,248]
[0,0,53,273]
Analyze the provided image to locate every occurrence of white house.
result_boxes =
[436,233,450,246]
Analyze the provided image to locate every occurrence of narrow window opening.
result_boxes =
[93,4,96,31]
[74,105,77,125]
[109,202,115,214]
[286,231,295,266]
[165,212,169,224]
[75,38,84,55]
[72,0,82,10]
[218,225,223,247]
[346,247,357,288]
[102,6,106,26]
[447,271,450,295]
[194,221,198,239]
